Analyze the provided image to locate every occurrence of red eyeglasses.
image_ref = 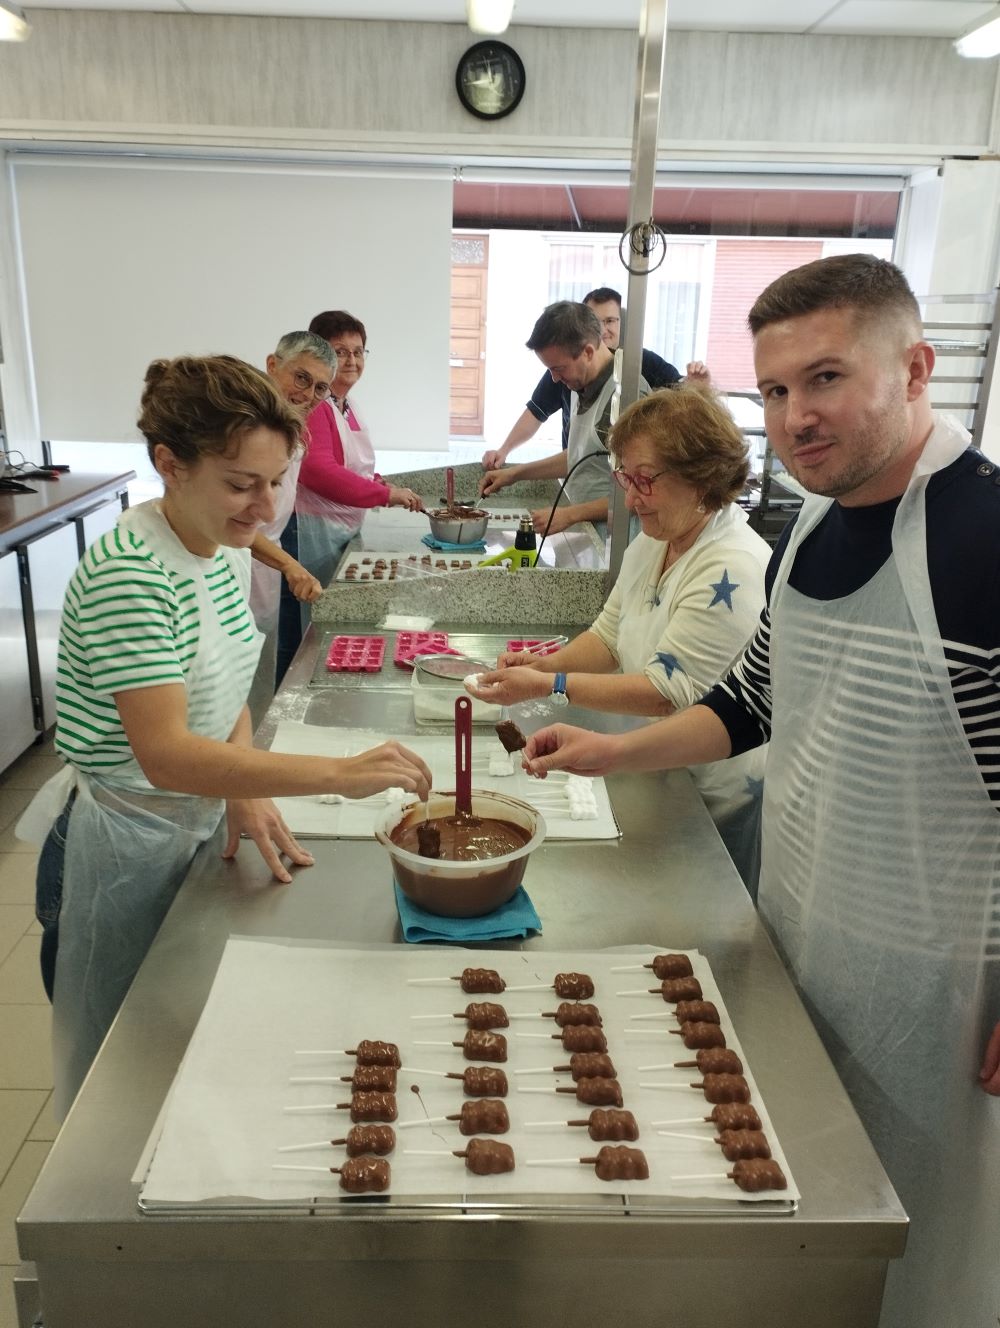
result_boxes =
[611,467,670,496]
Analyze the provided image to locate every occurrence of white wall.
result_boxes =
[12,158,452,449]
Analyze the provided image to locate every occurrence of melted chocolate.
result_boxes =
[350,1040,401,1068]
[648,954,694,980]
[342,1065,397,1092]
[657,977,703,1003]
[459,1138,515,1175]
[676,1021,726,1050]
[458,968,505,994]
[555,1026,607,1053]
[547,1002,602,1028]
[460,1001,508,1029]
[393,814,530,862]
[568,1109,639,1142]
[730,1159,787,1192]
[339,1125,396,1157]
[709,1104,762,1132]
[457,1030,507,1062]
[717,1129,771,1162]
[589,1145,649,1182]
[558,1076,622,1107]
[447,1066,509,1097]
[675,1000,719,1026]
[699,1073,750,1105]
[342,1091,398,1122]
[336,1157,390,1193]
[449,1098,510,1136]
[564,1052,616,1081]
[494,720,527,753]
[553,972,594,1000]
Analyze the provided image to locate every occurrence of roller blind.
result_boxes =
[12,157,452,448]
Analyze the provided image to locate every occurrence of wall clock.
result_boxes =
[456,40,526,121]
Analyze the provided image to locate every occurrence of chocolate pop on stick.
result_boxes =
[494,719,527,753]
[504,972,595,999]
[277,1125,397,1156]
[411,1002,508,1030]
[397,1065,508,1096]
[516,1026,609,1052]
[340,1065,399,1092]
[555,1076,623,1106]
[643,1073,750,1104]
[404,1139,516,1174]
[526,1145,649,1182]
[610,954,694,979]
[671,1021,727,1050]
[412,1031,507,1062]
[639,1049,742,1076]
[652,1104,762,1132]
[293,1040,402,1065]
[617,977,703,1002]
[672,1159,787,1193]
[273,1158,391,1192]
[336,1091,398,1122]
[405,968,505,993]
[516,1052,617,1081]
[397,1100,509,1136]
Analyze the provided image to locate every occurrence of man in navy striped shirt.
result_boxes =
[523,254,1000,1328]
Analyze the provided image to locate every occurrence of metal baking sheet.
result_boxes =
[138,940,798,1215]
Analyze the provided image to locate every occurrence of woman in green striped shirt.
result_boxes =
[20,355,431,1120]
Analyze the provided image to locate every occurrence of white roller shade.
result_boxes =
[12,157,452,449]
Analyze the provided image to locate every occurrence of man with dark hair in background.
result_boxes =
[480,300,649,535]
[482,285,706,471]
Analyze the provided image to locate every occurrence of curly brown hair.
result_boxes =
[138,355,302,466]
[609,387,749,512]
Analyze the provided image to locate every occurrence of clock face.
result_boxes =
[456,41,526,121]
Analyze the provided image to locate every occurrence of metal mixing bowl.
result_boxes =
[427,507,489,546]
[375,789,545,917]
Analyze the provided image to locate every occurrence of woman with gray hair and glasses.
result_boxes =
[467,387,770,892]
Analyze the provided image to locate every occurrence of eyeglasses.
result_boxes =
[332,347,370,363]
[598,316,621,329]
[612,466,670,496]
[290,368,332,399]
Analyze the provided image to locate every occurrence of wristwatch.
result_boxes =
[550,673,569,708]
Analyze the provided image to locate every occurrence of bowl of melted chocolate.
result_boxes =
[375,790,545,917]
[427,507,489,546]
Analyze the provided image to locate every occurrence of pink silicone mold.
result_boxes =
[326,635,386,672]
[393,631,452,668]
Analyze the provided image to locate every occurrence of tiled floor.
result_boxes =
[0,737,61,1328]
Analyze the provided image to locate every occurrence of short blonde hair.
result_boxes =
[609,387,749,512]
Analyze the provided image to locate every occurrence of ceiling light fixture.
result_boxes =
[0,1,30,41]
[466,0,515,36]
[955,10,1000,57]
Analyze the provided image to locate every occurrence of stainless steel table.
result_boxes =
[16,628,906,1328]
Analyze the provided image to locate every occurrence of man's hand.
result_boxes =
[685,361,712,388]
[480,467,514,498]
[336,741,433,801]
[283,560,322,603]
[522,725,623,778]
[223,798,315,884]
[388,486,424,512]
[465,666,552,707]
[979,1021,1000,1095]
[482,446,508,469]
[531,505,571,535]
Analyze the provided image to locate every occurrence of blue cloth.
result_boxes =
[393,881,541,944]
[420,533,487,553]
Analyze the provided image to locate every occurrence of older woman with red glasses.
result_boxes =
[467,388,769,892]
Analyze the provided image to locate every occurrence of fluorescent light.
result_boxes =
[466,0,515,36]
[955,12,1000,58]
[0,1,30,41]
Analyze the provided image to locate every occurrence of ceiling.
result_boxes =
[16,0,1000,38]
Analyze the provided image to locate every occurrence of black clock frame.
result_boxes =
[455,40,526,122]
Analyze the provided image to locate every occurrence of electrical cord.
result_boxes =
[618,219,667,276]
[533,448,609,566]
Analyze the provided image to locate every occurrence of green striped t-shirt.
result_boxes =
[55,502,261,781]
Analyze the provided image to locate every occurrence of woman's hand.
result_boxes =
[283,559,322,603]
[223,798,315,884]
[979,1021,1000,1095]
[334,742,432,801]
[388,486,424,512]
[685,361,712,388]
[495,649,547,670]
[480,467,513,498]
[465,666,553,706]
[522,725,622,778]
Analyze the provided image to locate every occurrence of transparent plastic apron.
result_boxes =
[28,510,262,1120]
[295,398,376,592]
[615,517,765,891]
[762,418,1000,1328]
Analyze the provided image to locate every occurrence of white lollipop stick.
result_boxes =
[638,1063,683,1072]
[290,1076,344,1085]
[277,1141,335,1153]
[623,1028,669,1037]
[411,1014,454,1021]
[506,1013,545,1021]
[616,989,652,997]
[651,1117,707,1127]
[284,1104,338,1114]
[629,1013,673,1021]
[640,1082,699,1091]
[503,984,551,992]
[403,1148,455,1157]
[413,1040,456,1047]
[518,1086,561,1094]
[273,1164,334,1173]
[515,1032,552,1040]
[523,1120,567,1128]
[514,1067,561,1076]
[672,1172,724,1181]
[656,1130,711,1143]
[399,1066,448,1077]
[295,1049,351,1056]
[406,978,454,986]
[395,1116,448,1130]
[524,1158,580,1167]
[609,964,645,972]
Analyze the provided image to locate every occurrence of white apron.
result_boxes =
[295,398,377,590]
[615,519,766,892]
[248,450,303,632]
[564,374,614,532]
[19,502,262,1121]
[761,416,1000,1328]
